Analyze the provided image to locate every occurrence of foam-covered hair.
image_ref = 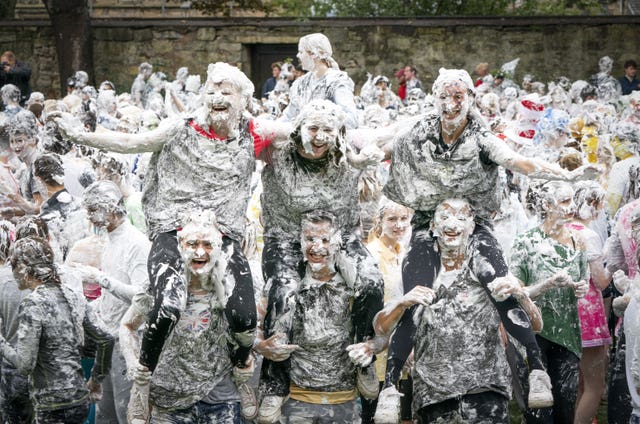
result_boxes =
[294,99,346,130]
[83,180,126,215]
[432,68,475,96]
[206,62,254,107]
[1,84,21,104]
[299,33,333,61]
[7,109,38,139]
[573,180,604,209]
[10,236,57,282]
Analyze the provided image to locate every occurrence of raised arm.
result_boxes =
[347,115,421,160]
[55,112,177,154]
[484,135,599,182]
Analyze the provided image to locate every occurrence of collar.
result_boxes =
[189,120,229,141]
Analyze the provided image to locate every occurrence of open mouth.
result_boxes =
[191,258,209,269]
[211,105,228,112]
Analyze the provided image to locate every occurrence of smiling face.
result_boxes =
[299,111,340,159]
[179,225,222,278]
[9,133,37,162]
[203,78,244,130]
[301,219,340,275]
[379,205,411,244]
[432,199,475,250]
[435,81,471,131]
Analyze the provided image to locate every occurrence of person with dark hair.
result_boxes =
[0,219,34,424]
[403,65,422,93]
[0,51,31,106]
[256,99,386,423]
[261,62,282,101]
[34,153,87,260]
[277,210,385,423]
[620,59,640,96]
[0,236,114,423]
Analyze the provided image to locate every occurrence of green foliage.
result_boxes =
[189,0,275,16]
[184,0,609,17]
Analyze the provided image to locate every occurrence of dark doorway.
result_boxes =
[248,43,298,99]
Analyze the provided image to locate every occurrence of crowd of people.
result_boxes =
[0,33,639,424]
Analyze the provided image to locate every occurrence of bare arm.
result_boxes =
[485,135,599,182]
[56,112,176,154]
[119,292,152,375]
[488,275,543,333]
[347,115,421,160]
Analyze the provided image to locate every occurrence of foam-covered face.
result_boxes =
[432,200,475,250]
[300,112,340,158]
[179,225,222,277]
[545,185,576,224]
[301,221,340,274]
[297,46,315,71]
[435,81,471,130]
[203,79,244,128]
[380,206,411,244]
[577,193,602,221]
[9,134,37,162]
[85,203,112,229]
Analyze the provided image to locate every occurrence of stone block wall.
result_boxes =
[1,17,639,99]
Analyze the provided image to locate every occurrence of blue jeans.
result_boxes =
[151,401,242,424]
[630,413,640,424]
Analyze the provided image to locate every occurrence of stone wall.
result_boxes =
[1,17,640,99]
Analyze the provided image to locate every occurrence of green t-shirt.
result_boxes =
[509,227,587,357]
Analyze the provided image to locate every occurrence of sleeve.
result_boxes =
[604,224,627,274]
[332,85,359,130]
[11,61,32,79]
[83,303,115,383]
[0,298,42,375]
[249,119,274,158]
[480,133,521,168]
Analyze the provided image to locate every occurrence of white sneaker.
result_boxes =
[373,386,403,424]
[238,382,258,420]
[357,365,380,400]
[257,394,288,424]
[528,369,554,409]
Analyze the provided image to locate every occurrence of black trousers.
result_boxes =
[384,223,545,388]
[416,391,509,424]
[260,234,384,396]
[139,231,257,371]
[522,336,579,424]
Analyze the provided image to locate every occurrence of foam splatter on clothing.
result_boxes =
[289,274,357,394]
[510,227,587,357]
[143,116,255,240]
[384,113,518,225]
[0,282,113,411]
[412,265,511,412]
